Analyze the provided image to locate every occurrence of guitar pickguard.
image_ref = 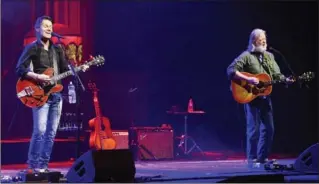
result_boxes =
[17,86,35,98]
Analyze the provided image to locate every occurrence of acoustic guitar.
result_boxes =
[230,71,314,104]
[88,82,116,150]
[16,55,105,108]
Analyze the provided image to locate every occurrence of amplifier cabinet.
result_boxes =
[112,130,129,149]
[130,127,174,160]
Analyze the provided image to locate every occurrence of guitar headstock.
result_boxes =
[298,71,315,82]
[86,55,105,67]
[88,81,99,92]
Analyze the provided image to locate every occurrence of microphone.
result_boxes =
[268,46,307,88]
[68,64,77,76]
[268,46,295,76]
[68,64,86,92]
[51,32,65,39]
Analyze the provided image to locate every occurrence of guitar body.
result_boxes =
[231,72,272,104]
[16,68,63,108]
[89,116,116,150]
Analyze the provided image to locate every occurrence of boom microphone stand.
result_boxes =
[68,63,86,159]
[56,34,86,158]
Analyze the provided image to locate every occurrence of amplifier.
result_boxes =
[112,130,129,149]
[130,127,174,160]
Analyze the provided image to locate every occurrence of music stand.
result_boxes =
[166,110,205,155]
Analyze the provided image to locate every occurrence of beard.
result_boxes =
[254,45,267,53]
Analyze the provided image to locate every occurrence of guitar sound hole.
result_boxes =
[256,82,264,88]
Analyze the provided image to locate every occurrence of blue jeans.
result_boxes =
[244,97,274,162]
[27,93,62,169]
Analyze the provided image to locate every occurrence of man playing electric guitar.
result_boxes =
[226,28,294,167]
[15,16,89,173]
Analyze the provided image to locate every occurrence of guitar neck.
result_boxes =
[93,92,103,118]
[263,79,285,86]
[93,94,104,132]
[52,66,82,81]
[51,59,98,82]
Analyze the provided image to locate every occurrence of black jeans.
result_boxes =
[244,97,274,162]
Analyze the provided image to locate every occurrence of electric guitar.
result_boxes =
[16,55,105,108]
[230,71,315,104]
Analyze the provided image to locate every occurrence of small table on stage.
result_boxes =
[166,110,205,155]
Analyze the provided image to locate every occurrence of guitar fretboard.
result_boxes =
[44,58,100,87]
[262,79,285,86]
[93,92,102,118]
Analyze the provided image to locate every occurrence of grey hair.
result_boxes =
[247,28,266,52]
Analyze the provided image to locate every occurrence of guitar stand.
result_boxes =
[178,115,204,156]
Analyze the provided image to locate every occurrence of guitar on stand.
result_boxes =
[88,82,116,150]
[167,98,205,156]
[230,71,315,104]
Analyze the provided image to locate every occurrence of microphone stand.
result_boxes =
[55,35,85,158]
[269,47,307,88]
[68,63,86,159]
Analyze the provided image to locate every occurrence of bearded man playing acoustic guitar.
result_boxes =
[227,28,294,167]
[16,16,88,173]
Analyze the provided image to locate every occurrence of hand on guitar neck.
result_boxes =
[284,77,295,84]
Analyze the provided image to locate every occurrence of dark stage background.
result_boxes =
[1,1,318,156]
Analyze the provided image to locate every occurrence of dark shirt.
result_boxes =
[15,40,69,83]
[227,50,285,81]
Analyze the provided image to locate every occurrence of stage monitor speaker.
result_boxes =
[66,149,135,182]
[294,143,318,173]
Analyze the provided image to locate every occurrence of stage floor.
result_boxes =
[1,158,318,182]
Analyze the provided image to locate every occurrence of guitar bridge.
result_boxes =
[17,86,34,98]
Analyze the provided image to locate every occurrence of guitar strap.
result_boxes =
[52,46,59,79]
[259,53,274,79]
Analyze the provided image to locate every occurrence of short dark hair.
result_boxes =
[34,16,53,29]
